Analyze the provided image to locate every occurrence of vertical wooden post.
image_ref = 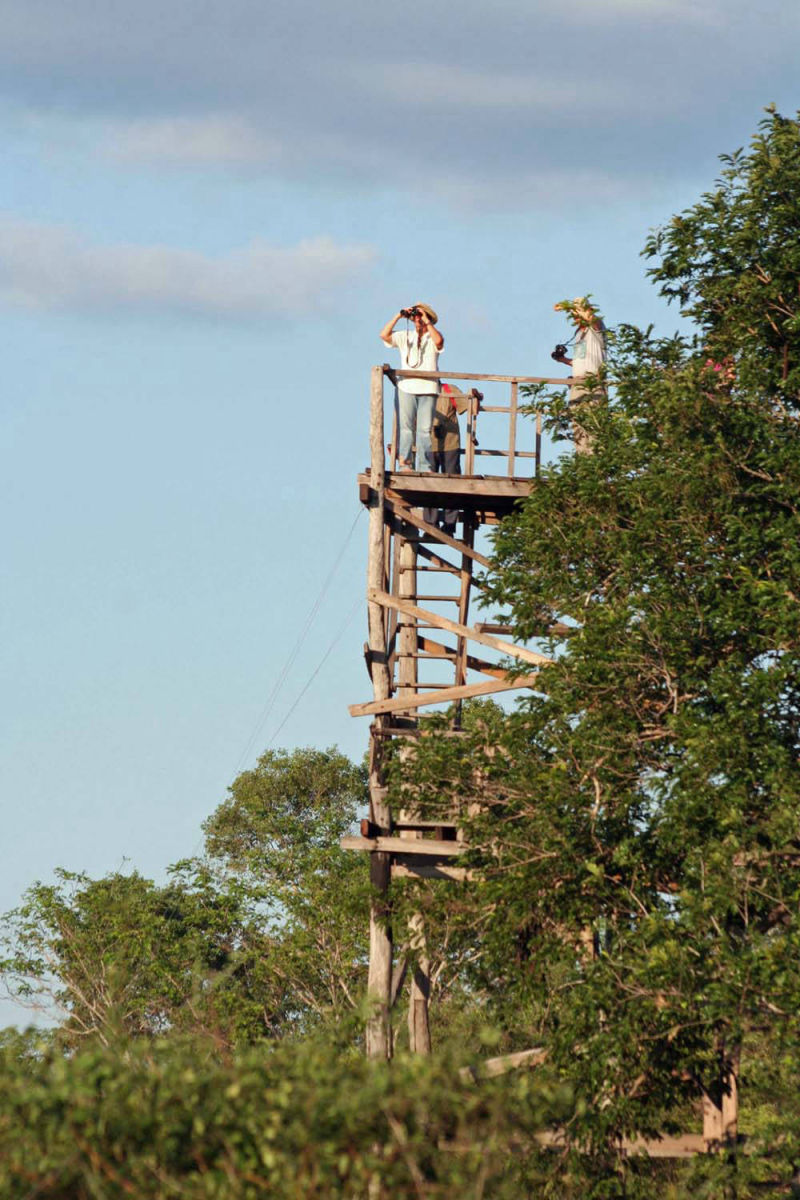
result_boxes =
[389,403,399,472]
[396,537,418,698]
[455,520,475,692]
[508,380,518,477]
[407,910,432,1054]
[535,410,542,478]
[465,392,476,476]
[396,535,432,1053]
[702,1049,739,1150]
[366,365,394,1060]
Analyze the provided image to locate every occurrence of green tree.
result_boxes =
[392,109,800,1195]
[1,746,371,1046]
[644,104,800,399]
[0,864,290,1047]
[202,746,371,1026]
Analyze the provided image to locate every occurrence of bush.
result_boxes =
[0,1031,571,1198]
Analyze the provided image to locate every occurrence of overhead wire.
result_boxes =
[267,593,362,747]
[232,506,364,775]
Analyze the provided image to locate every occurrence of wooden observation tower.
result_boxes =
[342,363,739,1157]
[344,362,557,1060]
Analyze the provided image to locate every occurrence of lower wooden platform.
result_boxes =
[358,469,533,523]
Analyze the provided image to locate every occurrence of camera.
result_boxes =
[551,343,568,361]
[401,306,422,319]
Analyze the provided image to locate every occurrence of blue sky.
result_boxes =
[1,0,799,1018]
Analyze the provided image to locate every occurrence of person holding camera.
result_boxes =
[380,304,444,471]
[552,296,606,455]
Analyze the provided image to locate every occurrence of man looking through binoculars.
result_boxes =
[380,304,444,471]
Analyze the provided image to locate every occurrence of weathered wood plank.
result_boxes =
[391,863,472,881]
[384,495,494,567]
[385,475,531,499]
[365,364,393,1061]
[460,1047,548,1081]
[534,1132,710,1158]
[408,910,431,1053]
[621,1135,708,1159]
[390,368,572,385]
[341,835,468,857]
[368,591,553,667]
[349,675,530,717]
[409,537,470,580]
[396,813,459,829]
[417,635,512,681]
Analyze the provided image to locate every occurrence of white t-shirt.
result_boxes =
[572,325,606,379]
[391,329,441,395]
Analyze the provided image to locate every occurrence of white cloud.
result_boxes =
[104,115,283,166]
[357,63,634,114]
[428,164,641,213]
[0,217,377,319]
[0,0,795,208]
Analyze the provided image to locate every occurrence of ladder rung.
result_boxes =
[395,822,460,832]
[400,565,452,572]
[398,651,457,660]
[412,682,461,689]
[416,595,460,603]
[369,725,467,738]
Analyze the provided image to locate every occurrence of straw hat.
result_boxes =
[554,296,601,328]
[414,302,438,325]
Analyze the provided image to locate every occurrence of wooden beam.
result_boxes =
[620,1135,708,1159]
[341,835,468,857]
[408,910,431,1054]
[460,1047,548,1081]
[396,814,459,829]
[703,1066,738,1149]
[534,1132,710,1158]
[475,619,576,638]
[386,477,529,502]
[384,495,493,568]
[391,863,472,881]
[368,590,553,667]
[389,368,572,385]
[410,538,466,580]
[417,634,512,681]
[390,954,407,1008]
[349,675,531,717]
[365,363,393,1061]
[369,724,469,738]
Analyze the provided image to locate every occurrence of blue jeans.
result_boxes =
[396,390,436,470]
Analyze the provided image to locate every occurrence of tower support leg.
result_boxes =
[365,364,395,1059]
[407,910,432,1054]
[366,848,393,1059]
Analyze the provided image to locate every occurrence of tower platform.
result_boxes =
[357,468,532,524]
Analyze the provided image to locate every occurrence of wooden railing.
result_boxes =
[382,365,572,478]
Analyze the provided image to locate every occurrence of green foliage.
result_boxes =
[202,746,371,1029]
[4,109,800,1198]
[388,109,800,1191]
[203,746,366,883]
[0,1031,571,1198]
[644,106,800,404]
[1,747,371,1046]
[0,864,292,1047]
